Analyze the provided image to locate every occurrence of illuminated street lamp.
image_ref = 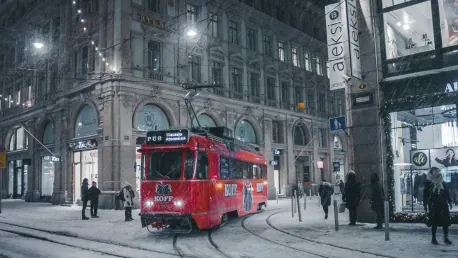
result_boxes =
[33,42,44,49]
[186,28,197,37]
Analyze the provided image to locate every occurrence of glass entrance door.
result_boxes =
[73,150,98,203]
[8,160,26,198]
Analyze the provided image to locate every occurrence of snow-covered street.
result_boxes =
[0,197,457,258]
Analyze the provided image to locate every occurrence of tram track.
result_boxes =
[265,211,399,258]
[240,210,330,258]
[0,221,178,257]
[207,230,232,258]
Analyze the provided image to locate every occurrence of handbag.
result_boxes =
[339,202,346,213]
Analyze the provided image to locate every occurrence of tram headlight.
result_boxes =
[174,200,184,208]
[144,200,154,208]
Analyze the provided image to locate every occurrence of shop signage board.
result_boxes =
[146,129,189,145]
[68,139,97,150]
[330,116,346,132]
[333,161,340,172]
[345,0,361,79]
[410,149,430,169]
[326,3,347,90]
[273,149,281,155]
[445,81,458,92]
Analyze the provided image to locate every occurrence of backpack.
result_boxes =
[118,189,125,202]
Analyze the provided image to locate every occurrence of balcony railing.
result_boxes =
[146,70,164,81]
[231,90,243,100]
[266,99,277,107]
[250,95,261,104]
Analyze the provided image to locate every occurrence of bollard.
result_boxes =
[309,189,312,200]
[276,190,279,204]
[291,194,294,218]
[384,201,390,241]
[297,192,302,222]
[333,200,339,231]
[304,192,306,210]
[318,197,321,207]
[293,190,297,213]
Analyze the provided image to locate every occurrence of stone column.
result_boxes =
[262,119,275,199]
[312,127,320,194]
[286,118,295,196]
[51,110,67,205]
[25,119,40,202]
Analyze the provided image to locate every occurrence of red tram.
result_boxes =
[137,127,268,233]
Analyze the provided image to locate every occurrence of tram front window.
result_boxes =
[148,152,183,180]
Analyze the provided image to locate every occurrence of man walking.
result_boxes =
[81,178,89,220]
[319,180,334,219]
[88,181,101,218]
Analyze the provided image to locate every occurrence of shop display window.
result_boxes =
[439,0,458,47]
[75,105,98,138]
[135,104,170,132]
[235,120,257,144]
[391,104,458,212]
[383,1,435,60]
[42,156,55,197]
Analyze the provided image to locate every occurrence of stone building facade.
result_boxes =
[0,0,347,208]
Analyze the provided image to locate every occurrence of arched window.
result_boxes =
[43,122,55,145]
[8,127,28,151]
[294,125,306,145]
[235,120,257,144]
[75,105,98,138]
[192,114,216,128]
[135,104,170,131]
[334,135,343,151]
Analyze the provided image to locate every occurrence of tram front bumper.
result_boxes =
[139,213,192,228]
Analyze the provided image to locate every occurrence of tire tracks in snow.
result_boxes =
[0,221,177,257]
[265,211,399,258]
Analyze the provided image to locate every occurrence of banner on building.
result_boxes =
[0,151,6,169]
[345,0,361,79]
[326,3,347,90]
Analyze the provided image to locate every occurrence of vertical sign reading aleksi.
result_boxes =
[346,0,361,79]
[326,3,346,90]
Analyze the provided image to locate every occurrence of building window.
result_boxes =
[148,41,160,72]
[235,120,257,144]
[439,0,458,48]
[191,55,201,83]
[318,93,326,113]
[304,51,311,71]
[314,56,322,75]
[89,45,96,72]
[73,50,78,77]
[135,104,170,131]
[229,21,238,44]
[295,87,303,109]
[231,67,242,98]
[81,46,88,75]
[247,28,256,51]
[75,105,98,138]
[263,35,271,56]
[187,4,197,22]
[280,82,289,109]
[292,47,299,67]
[250,72,260,101]
[266,77,276,103]
[294,125,306,146]
[37,71,46,96]
[276,8,284,22]
[192,114,216,128]
[383,1,434,59]
[209,12,218,37]
[43,122,55,145]
[278,41,285,62]
[147,0,159,13]
[319,128,327,148]
[272,121,281,143]
[212,61,222,85]
[382,0,413,8]
[8,127,27,151]
[307,90,315,111]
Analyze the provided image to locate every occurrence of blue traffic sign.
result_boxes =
[330,116,346,132]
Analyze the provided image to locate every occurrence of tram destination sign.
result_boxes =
[146,130,189,145]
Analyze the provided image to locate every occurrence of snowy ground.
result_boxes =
[0,197,457,258]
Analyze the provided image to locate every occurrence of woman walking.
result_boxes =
[424,167,453,245]
[370,173,384,229]
[319,180,334,219]
[343,171,361,225]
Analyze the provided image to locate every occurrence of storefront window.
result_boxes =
[8,127,28,151]
[135,104,170,131]
[439,0,458,47]
[382,0,413,9]
[43,122,55,145]
[235,120,257,144]
[383,1,435,60]
[75,105,98,138]
[192,114,216,128]
[41,156,55,197]
[391,104,458,212]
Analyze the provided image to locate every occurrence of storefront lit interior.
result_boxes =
[391,104,458,212]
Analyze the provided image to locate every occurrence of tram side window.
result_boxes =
[244,162,253,179]
[196,152,208,179]
[219,157,230,179]
[235,160,244,179]
[229,158,236,179]
[184,152,194,179]
[252,165,260,179]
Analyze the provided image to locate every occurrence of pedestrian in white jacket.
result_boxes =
[123,182,135,221]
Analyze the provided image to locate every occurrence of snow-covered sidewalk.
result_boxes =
[0,198,457,258]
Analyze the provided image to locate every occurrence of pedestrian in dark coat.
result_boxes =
[370,173,384,229]
[423,167,452,245]
[318,180,334,219]
[81,178,89,220]
[88,181,101,218]
[339,180,344,195]
[343,171,361,225]
[123,182,135,221]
